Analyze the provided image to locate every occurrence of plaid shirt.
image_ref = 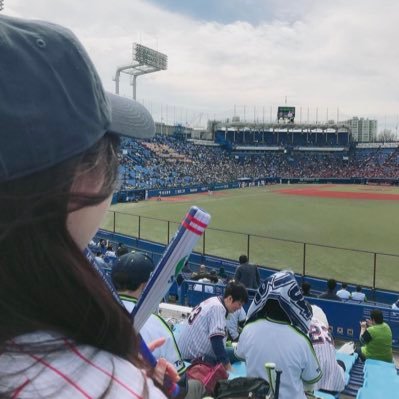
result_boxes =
[0,331,166,399]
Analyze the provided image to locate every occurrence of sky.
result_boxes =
[4,0,399,132]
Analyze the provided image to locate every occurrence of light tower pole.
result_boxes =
[114,43,167,99]
[0,1,4,11]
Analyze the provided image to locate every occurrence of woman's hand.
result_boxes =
[224,362,232,372]
[147,338,180,387]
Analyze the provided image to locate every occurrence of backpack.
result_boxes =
[186,360,228,394]
[214,377,270,399]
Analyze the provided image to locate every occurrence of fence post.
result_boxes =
[372,253,377,300]
[302,243,306,279]
[247,234,250,260]
[113,211,116,233]
[202,231,206,263]
[138,216,141,239]
[167,221,170,243]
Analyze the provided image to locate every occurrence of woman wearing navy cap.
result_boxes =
[0,14,176,399]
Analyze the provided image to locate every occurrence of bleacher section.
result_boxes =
[115,135,399,193]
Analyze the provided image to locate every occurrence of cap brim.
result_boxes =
[106,92,155,139]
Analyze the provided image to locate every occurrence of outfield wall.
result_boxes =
[147,181,240,198]
[114,177,399,203]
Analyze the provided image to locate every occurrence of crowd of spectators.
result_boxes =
[91,238,395,397]
[118,135,399,190]
[303,279,368,303]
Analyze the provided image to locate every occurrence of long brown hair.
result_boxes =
[0,133,140,361]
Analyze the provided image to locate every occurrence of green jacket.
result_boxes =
[361,322,393,362]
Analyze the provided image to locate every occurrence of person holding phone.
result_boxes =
[358,310,393,363]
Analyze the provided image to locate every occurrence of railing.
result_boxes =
[101,210,399,292]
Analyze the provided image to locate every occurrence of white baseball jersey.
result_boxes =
[177,296,227,361]
[121,295,186,375]
[0,331,165,398]
[236,318,322,399]
[309,318,345,392]
[336,289,351,300]
[226,307,246,340]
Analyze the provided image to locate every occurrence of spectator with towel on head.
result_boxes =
[236,271,322,399]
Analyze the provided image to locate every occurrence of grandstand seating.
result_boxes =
[116,135,399,191]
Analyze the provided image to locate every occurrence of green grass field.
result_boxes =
[101,184,399,291]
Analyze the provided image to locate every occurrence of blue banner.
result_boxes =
[147,182,239,198]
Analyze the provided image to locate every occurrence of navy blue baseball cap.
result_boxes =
[112,252,155,290]
[0,15,155,182]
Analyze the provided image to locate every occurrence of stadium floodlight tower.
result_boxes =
[114,43,167,100]
[0,1,4,11]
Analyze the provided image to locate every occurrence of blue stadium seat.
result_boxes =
[363,367,398,388]
[314,391,336,399]
[357,381,399,398]
[228,361,246,380]
[363,358,397,384]
[336,352,358,372]
[335,352,358,386]
[364,358,396,369]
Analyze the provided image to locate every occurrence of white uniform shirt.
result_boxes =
[351,291,366,301]
[177,296,227,361]
[310,319,345,392]
[236,318,322,399]
[226,307,246,340]
[336,289,351,300]
[121,296,186,375]
[0,331,165,399]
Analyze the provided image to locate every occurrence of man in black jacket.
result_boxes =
[234,255,260,289]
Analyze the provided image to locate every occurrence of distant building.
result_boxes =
[344,117,377,142]
[154,122,193,138]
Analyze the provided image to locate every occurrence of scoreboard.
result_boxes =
[277,106,295,123]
